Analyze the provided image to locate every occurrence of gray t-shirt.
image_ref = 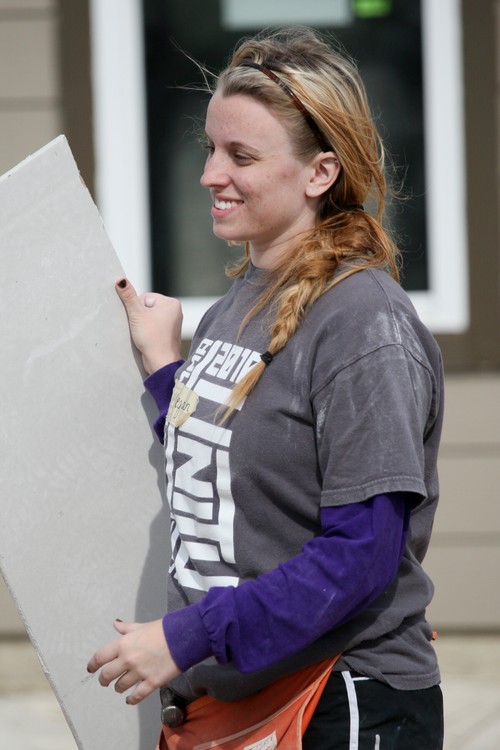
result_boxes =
[166,262,444,700]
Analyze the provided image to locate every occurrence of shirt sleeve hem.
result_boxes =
[144,359,184,411]
[321,477,426,506]
[162,603,213,673]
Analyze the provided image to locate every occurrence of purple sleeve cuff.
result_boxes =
[143,359,184,442]
[162,604,212,673]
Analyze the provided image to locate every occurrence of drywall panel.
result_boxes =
[0,136,170,750]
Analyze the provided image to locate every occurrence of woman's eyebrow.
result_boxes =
[203,128,260,149]
[220,139,262,156]
[228,140,260,153]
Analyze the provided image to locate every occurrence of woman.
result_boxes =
[88,27,444,749]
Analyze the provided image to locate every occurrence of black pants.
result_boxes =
[302,671,444,750]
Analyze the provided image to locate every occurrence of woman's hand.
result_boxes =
[87,619,181,705]
[115,278,183,375]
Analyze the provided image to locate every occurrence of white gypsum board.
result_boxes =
[0,135,170,750]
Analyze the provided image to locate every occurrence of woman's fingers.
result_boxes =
[87,619,182,704]
[99,663,127,688]
[114,278,183,373]
[124,678,157,705]
[113,618,140,635]
[115,278,141,313]
[114,670,139,694]
[87,639,120,678]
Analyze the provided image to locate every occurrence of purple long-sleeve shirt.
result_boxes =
[144,362,411,674]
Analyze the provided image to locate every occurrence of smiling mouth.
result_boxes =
[214,198,240,210]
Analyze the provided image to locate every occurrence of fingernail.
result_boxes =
[117,279,127,289]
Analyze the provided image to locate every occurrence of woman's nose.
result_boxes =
[200,153,230,188]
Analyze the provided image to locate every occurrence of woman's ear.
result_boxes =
[305,152,341,198]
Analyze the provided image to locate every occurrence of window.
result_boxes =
[90,0,468,336]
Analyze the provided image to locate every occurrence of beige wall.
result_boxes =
[0,0,62,176]
[1,1,499,635]
[425,376,500,629]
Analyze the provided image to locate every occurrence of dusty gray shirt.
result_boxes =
[166,263,444,700]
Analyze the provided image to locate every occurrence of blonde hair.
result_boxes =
[209,28,401,420]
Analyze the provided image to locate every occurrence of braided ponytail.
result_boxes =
[212,28,401,422]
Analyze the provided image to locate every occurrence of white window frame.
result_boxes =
[89,0,151,294]
[417,0,469,333]
[89,0,469,337]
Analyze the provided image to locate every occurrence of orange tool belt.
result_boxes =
[157,655,339,750]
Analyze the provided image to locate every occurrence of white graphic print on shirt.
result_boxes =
[165,337,261,593]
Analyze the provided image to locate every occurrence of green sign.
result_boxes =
[353,0,392,18]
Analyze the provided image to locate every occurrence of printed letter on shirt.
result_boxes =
[165,339,260,593]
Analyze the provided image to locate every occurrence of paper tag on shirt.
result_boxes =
[244,732,278,750]
[166,380,199,427]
